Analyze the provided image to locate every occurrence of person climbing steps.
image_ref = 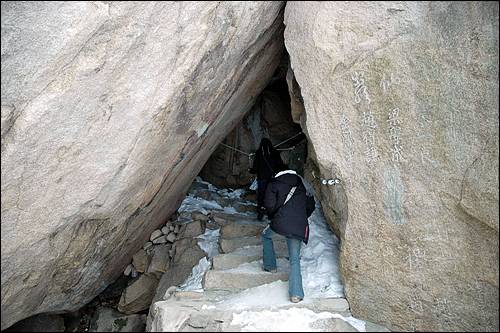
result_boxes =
[249,138,286,221]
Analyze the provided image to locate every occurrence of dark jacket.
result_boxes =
[264,171,315,244]
[249,138,285,181]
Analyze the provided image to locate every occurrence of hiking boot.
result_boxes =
[290,296,303,303]
[263,267,277,273]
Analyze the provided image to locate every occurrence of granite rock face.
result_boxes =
[0,1,284,329]
[284,2,498,332]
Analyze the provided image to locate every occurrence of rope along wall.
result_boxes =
[218,132,341,185]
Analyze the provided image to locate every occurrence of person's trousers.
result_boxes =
[261,226,304,299]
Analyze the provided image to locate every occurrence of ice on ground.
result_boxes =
[218,281,292,311]
[217,188,247,199]
[197,227,220,258]
[178,257,211,292]
[176,180,230,292]
[178,194,223,212]
[223,206,239,214]
[231,307,366,332]
[301,199,344,298]
[178,226,220,292]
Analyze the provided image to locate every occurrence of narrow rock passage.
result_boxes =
[146,177,390,332]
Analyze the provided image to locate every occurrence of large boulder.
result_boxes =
[284,2,498,332]
[0,1,284,329]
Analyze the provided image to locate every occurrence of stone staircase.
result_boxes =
[147,213,390,332]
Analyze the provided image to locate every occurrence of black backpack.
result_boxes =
[306,194,315,218]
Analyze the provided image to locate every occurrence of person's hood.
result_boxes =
[274,170,300,186]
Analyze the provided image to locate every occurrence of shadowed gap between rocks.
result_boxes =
[200,51,308,188]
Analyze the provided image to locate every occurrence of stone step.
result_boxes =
[213,244,289,270]
[149,280,391,332]
[219,222,265,239]
[219,235,287,253]
[203,259,290,290]
[211,211,260,225]
[148,297,375,332]
[210,212,270,228]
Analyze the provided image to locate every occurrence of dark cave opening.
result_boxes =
[199,53,308,189]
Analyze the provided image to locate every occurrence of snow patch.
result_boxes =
[217,188,246,199]
[178,257,211,292]
[178,194,223,213]
[301,200,344,298]
[218,281,291,311]
[177,226,220,291]
[231,307,365,332]
[196,227,220,258]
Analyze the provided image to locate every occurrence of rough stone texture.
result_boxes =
[191,211,210,222]
[118,274,159,315]
[153,235,168,244]
[219,236,261,253]
[311,318,358,332]
[150,230,163,242]
[213,245,289,270]
[211,211,260,226]
[286,59,306,123]
[233,202,257,214]
[90,307,146,332]
[219,222,264,238]
[146,244,171,278]
[178,220,206,239]
[203,270,289,290]
[0,2,285,328]
[152,238,206,303]
[219,234,289,255]
[132,249,151,273]
[284,2,498,332]
[312,298,350,314]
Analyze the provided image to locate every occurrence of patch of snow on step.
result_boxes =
[217,281,291,310]
[223,206,239,214]
[178,257,211,292]
[301,199,344,298]
[226,258,289,274]
[231,307,366,332]
[177,227,220,291]
[217,188,246,199]
[196,227,220,258]
[177,210,220,292]
[178,194,223,212]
